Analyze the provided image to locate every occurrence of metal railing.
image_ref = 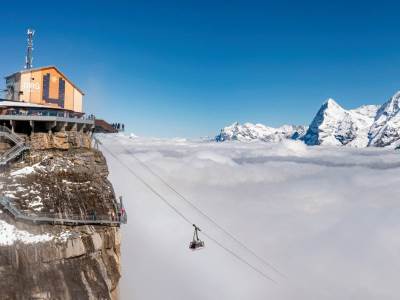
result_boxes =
[0,125,24,144]
[0,144,29,166]
[0,125,29,166]
[0,195,127,226]
[2,109,95,121]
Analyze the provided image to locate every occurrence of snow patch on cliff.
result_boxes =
[0,220,52,246]
[10,163,45,177]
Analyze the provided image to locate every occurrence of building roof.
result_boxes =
[0,99,72,111]
[5,65,85,95]
[95,119,118,133]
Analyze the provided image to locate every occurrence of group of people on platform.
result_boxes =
[112,123,125,131]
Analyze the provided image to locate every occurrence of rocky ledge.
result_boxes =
[0,145,122,299]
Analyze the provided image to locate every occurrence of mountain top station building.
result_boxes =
[0,66,94,137]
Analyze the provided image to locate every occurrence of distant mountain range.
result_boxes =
[216,123,307,143]
[215,91,400,148]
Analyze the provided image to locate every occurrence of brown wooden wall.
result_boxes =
[9,67,84,113]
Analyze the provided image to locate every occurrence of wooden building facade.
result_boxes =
[4,66,84,113]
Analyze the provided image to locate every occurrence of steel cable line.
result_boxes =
[99,142,277,283]
[104,137,338,299]
[115,137,285,278]
[202,231,277,283]
[102,144,192,224]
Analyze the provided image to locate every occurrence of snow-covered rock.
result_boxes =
[347,104,381,147]
[368,91,400,148]
[215,122,307,142]
[303,98,380,147]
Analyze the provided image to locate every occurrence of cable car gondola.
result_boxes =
[189,224,205,250]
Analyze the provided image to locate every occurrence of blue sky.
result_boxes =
[1,0,400,137]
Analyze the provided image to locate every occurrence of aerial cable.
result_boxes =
[101,144,192,224]
[202,231,276,283]
[99,142,277,283]
[104,137,338,299]
[114,137,285,278]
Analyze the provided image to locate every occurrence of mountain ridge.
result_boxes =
[215,122,307,143]
[215,91,400,148]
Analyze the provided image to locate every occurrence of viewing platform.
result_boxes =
[0,110,94,125]
[0,100,94,135]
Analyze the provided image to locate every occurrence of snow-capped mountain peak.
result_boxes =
[377,91,400,117]
[303,98,379,147]
[215,122,307,142]
[325,98,342,108]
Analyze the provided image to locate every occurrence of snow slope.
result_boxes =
[216,122,307,142]
[368,91,400,148]
[100,134,400,300]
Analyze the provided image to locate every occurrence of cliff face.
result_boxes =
[0,222,121,299]
[28,132,92,150]
[0,140,122,299]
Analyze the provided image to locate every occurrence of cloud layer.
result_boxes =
[100,135,400,300]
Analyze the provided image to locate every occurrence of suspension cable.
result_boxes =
[99,142,277,283]
[115,137,285,278]
[202,231,276,283]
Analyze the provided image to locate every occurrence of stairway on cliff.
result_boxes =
[0,126,29,166]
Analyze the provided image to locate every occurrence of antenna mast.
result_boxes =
[25,28,35,69]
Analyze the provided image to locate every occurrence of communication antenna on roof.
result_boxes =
[25,28,35,69]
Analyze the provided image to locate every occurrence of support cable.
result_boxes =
[99,142,277,283]
[115,137,285,278]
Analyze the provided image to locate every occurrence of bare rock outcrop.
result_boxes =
[29,132,92,151]
[0,146,122,299]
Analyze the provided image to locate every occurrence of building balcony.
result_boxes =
[0,110,94,125]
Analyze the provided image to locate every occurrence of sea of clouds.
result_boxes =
[100,134,400,300]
